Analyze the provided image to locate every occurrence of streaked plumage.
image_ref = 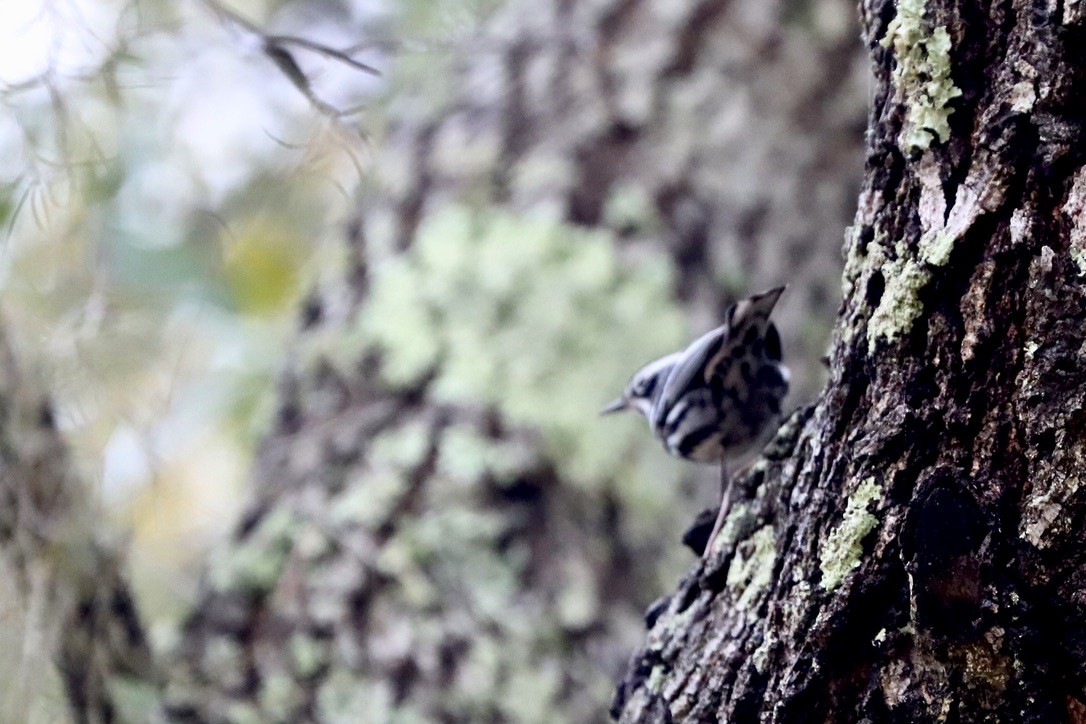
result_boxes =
[601,286,789,557]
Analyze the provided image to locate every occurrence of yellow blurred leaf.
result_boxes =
[222,217,304,316]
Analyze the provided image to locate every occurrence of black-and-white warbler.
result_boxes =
[601,286,789,557]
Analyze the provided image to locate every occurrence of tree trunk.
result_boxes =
[157,0,867,721]
[614,0,1086,721]
[1,0,871,721]
[0,327,155,722]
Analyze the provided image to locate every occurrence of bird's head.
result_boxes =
[600,352,678,420]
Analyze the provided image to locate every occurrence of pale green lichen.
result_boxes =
[446,628,591,724]
[325,423,436,529]
[209,508,297,593]
[510,155,576,202]
[867,257,931,351]
[437,426,499,483]
[881,0,962,151]
[316,672,392,722]
[371,540,438,608]
[201,637,246,689]
[107,676,160,722]
[453,637,502,711]
[714,501,753,552]
[381,501,520,617]
[404,505,508,559]
[499,662,563,724]
[841,225,865,298]
[919,229,955,266]
[369,422,432,469]
[295,523,331,561]
[725,525,777,610]
[646,596,699,652]
[259,672,303,718]
[856,211,949,351]
[819,477,883,591]
[555,555,600,629]
[646,664,666,694]
[227,702,264,724]
[329,469,407,528]
[842,226,893,304]
[751,633,774,674]
[603,183,659,234]
[1071,245,1086,277]
[289,634,329,678]
[360,204,687,487]
[436,425,531,484]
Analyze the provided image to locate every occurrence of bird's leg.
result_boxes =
[704,458,733,559]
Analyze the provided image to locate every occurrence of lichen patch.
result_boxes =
[867,257,932,351]
[819,477,883,590]
[881,0,962,152]
[360,204,688,487]
[726,524,777,610]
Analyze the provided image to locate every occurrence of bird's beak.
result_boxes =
[599,397,628,415]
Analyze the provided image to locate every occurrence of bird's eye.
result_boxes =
[633,377,655,397]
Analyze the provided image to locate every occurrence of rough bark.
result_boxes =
[156,0,866,721]
[614,0,1086,721]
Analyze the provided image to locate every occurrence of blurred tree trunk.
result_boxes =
[158,0,866,721]
[0,328,155,723]
[614,0,1086,721]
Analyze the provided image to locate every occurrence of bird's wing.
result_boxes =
[701,286,786,383]
[651,325,727,427]
[652,287,785,428]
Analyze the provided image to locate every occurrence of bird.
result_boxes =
[601,286,790,559]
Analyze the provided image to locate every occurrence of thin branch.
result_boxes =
[195,0,381,120]
[264,34,381,77]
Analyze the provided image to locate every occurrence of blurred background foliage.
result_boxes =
[0,0,473,716]
[0,0,865,720]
